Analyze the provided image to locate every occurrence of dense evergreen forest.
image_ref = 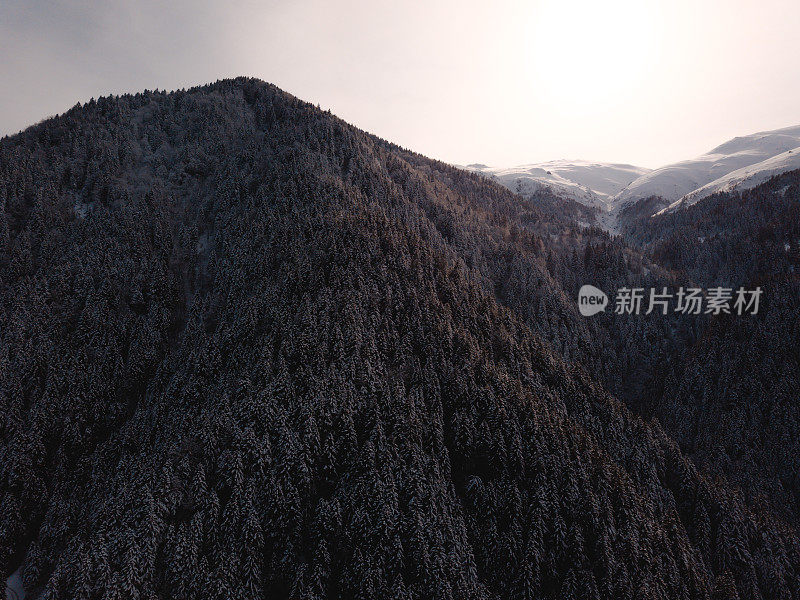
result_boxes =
[622,174,800,526]
[1,78,799,599]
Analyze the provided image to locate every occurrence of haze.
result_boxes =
[2,0,799,168]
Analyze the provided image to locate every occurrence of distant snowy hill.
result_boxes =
[657,146,800,214]
[464,125,800,230]
[465,160,650,209]
[615,125,800,207]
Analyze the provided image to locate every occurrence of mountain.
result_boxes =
[659,146,800,213]
[623,168,800,527]
[1,78,800,600]
[465,160,649,210]
[469,126,800,233]
[614,124,800,207]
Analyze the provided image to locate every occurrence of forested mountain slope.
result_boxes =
[623,170,800,525]
[1,78,799,599]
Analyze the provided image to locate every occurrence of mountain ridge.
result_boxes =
[464,160,650,210]
[614,124,800,209]
[469,125,800,229]
[1,77,799,600]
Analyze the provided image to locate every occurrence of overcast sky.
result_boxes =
[2,0,799,168]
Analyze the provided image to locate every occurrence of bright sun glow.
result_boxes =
[528,0,659,115]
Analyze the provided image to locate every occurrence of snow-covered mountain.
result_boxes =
[464,124,800,231]
[657,146,800,214]
[465,160,650,210]
[615,125,800,208]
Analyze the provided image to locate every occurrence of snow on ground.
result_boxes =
[615,125,800,206]
[596,206,623,236]
[657,146,800,214]
[465,160,649,210]
[463,124,800,231]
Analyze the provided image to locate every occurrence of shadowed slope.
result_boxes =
[0,78,798,599]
